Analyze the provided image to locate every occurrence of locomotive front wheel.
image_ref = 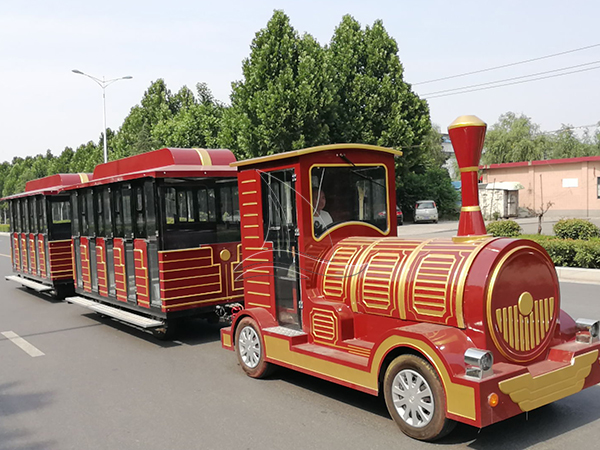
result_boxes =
[383,354,455,441]
[235,317,274,378]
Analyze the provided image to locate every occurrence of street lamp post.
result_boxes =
[72,69,133,163]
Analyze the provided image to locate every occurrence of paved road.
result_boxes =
[398,216,600,240]
[1,236,599,450]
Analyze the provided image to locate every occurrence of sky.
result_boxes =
[1,0,599,161]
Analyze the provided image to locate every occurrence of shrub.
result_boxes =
[486,220,522,237]
[0,224,9,232]
[573,240,600,269]
[553,218,600,240]
[536,239,577,267]
[525,236,600,268]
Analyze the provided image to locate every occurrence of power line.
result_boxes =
[413,43,600,86]
[424,65,600,99]
[421,60,600,96]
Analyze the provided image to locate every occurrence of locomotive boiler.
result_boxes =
[222,115,600,441]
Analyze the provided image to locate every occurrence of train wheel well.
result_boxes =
[377,346,428,395]
[230,313,253,348]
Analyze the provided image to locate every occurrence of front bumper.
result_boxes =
[462,340,600,428]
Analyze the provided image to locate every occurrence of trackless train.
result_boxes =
[4,116,600,441]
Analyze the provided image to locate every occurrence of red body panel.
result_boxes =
[113,238,128,302]
[95,237,109,297]
[158,242,243,313]
[48,240,73,281]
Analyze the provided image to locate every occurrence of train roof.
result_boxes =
[231,143,402,168]
[65,147,238,190]
[1,173,91,201]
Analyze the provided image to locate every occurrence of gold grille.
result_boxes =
[311,309,337,343]
[495,297,554,351]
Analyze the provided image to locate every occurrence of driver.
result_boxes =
[313,189,333,232]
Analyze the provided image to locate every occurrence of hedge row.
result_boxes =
[486,219,600,268]
[0,224,9,232]
[529,237,600,269]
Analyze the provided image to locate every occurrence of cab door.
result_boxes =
[261,169,302,329]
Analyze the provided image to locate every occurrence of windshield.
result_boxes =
[310,165,388,238]
[417,201,435,210]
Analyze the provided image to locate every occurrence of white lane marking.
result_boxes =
[1,331,45,357]
[0,253,11,258]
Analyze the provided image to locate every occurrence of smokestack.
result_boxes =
[448,115,488,239]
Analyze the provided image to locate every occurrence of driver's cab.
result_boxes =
[233,144,400,332]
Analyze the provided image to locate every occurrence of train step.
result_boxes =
[5,275,54,293]
[65,296,164,329]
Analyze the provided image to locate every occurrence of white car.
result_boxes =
[414,200,438,223]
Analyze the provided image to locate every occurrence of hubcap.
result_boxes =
[391,369,434,428]
[238,326,261,369]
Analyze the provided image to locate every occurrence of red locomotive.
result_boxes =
[3,173,89,298]
[221,116,600,440]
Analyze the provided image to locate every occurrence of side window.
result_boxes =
[71,193,80,237]
[102,188,113,237]
[9,201,15,233]
[97,189,105,237]
[144,180,157,238]
[122,184,133,239]
[135,185,146,238]
[165,187,176,225]
[38,197,47,234]
[29,198,37,234]
[113,188,124,237]
[16,200,22,232]
[22,199,29,233]
[177,190,189,223]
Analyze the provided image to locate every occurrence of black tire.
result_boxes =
[235,317,274,378]
[383,354,456,441]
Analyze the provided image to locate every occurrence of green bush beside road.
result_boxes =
[486,220,600,269]
[524,236,600,269]
[486,219,522,237]
[0,224,9,232]
[553,218,600,240]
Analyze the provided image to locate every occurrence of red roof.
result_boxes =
[480,155,600,170]
[1,173,90,201]
[66,148,238,190]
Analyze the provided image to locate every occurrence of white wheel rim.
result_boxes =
[391,369,435,428]
[238,326,261,369]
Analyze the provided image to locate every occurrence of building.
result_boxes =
[480,156,600,218]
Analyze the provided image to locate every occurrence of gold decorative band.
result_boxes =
[461,206,481,212]
[460,166,479,173]
[193,148,213,166]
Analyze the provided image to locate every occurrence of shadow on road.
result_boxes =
[437,385,600,448]
[0,382,56,450]
[265,366,390,420]
[257,367,600,448]
[80,313,225,348]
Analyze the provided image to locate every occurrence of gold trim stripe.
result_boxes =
[461,206,481,212]
[460,166,479,173]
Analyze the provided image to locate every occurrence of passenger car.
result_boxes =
[414,200,438,223]
[378,206,403,225]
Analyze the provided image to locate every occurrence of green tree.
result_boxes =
[113,79,176,158]
[482,112,546,164]
[152,83,225,148]
[219,10,333,158]
[396,167,458,218]
[547,125,597,159]
[327,15,432,174]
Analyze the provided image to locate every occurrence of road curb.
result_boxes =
[556,267,600,285]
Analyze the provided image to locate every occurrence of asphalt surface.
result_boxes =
[1,235,599,450]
